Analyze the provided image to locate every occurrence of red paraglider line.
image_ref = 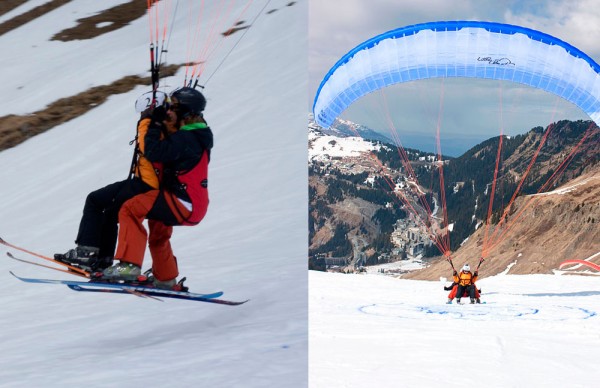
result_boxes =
[486,123,597,253]
[484,95,561,255]
[343,126,450,256]
[485,116,557,250]
[376,87,451,254]
[433,79,451,252]
[183,0,198,84]
[147,0,155,43]
[185,1,254,85]
[191,0,233,81]
[189,0,223,81]
[161,0,172,42]
[200,0,254,67]
[379,90,435,218]
[482,81,505,257]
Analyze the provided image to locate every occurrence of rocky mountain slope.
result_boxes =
[404,166,600,280]
[310,118,600,275]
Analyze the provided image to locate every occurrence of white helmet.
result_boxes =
[135,90,168,113]
[462,264,470,272]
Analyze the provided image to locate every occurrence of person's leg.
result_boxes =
[113,190,160,268]
[98,178,153,258]
[467,285,476,303]
[75,181,129,249]
[148,220,178,281]
[448,284,457,301]
[455,285,465,303]
[468,285,476,298]
[57,181,134,270]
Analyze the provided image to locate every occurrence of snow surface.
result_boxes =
[533,175,599,196]
[308,130,378,160]
[310,269,600,388]
[0,1,307,387]
[365,259,424,274]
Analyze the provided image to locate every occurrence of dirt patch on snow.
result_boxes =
[0,63,181,152]
[0,0,28,17]
[0,0,71,36]
[0,1,274,151]
[52,0,148,41]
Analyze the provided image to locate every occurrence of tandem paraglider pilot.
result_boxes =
[451,264,479,304]
[102,87,213,289]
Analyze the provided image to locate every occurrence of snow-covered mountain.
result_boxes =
[308,124,381,161]
[309,114,486,157]
[309,114,393,144]
[0,1,307,387]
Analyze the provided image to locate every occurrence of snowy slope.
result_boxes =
[0,1,307,387]
[308,128,379,160]
[310,269,600,388]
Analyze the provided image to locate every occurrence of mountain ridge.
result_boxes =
[309,117,600,275]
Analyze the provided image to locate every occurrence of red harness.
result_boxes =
[170,151,209,226]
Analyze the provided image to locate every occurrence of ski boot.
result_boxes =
[55,246,112,272]
[153,277,177,290]
[456,298,461,304]
[446,299,453,304]
[470,298,476,304]
[151,276,188,292]
[476,298,481,304]
[100,261,141,282]
[142,269,189,291]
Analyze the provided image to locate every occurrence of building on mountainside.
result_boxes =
[324,256,350,268]
[390,219,431,260]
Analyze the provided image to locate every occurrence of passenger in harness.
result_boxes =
[55,92,177,276]
[449,264,480,304]
[102,87,213,288]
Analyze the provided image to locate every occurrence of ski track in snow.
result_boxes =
[359,301,596,321]
[310,271,600,388]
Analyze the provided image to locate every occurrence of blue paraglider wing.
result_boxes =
[313,21,600,128]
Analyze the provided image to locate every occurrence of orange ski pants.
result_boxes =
[115,190,190,281]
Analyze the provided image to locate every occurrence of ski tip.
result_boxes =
[231,299,250,306]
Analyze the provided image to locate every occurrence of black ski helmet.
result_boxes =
[170,87,206,118]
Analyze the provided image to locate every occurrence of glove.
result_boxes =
[453,271,457,276]
[474,271,478,276]
[151,105,167,123]
[140,106,153,119]
[148,105,168,135]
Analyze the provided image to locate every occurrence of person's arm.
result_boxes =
[137,118,151,153]
[144,107,181,162]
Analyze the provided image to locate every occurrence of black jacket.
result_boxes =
[144,119,213,199]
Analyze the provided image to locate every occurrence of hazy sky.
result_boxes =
[309,0,600,140]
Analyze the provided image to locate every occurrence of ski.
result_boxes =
[6,252,89,278]
[10,272,248,305]
[66,284,248,305]
[0,237,90,277]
